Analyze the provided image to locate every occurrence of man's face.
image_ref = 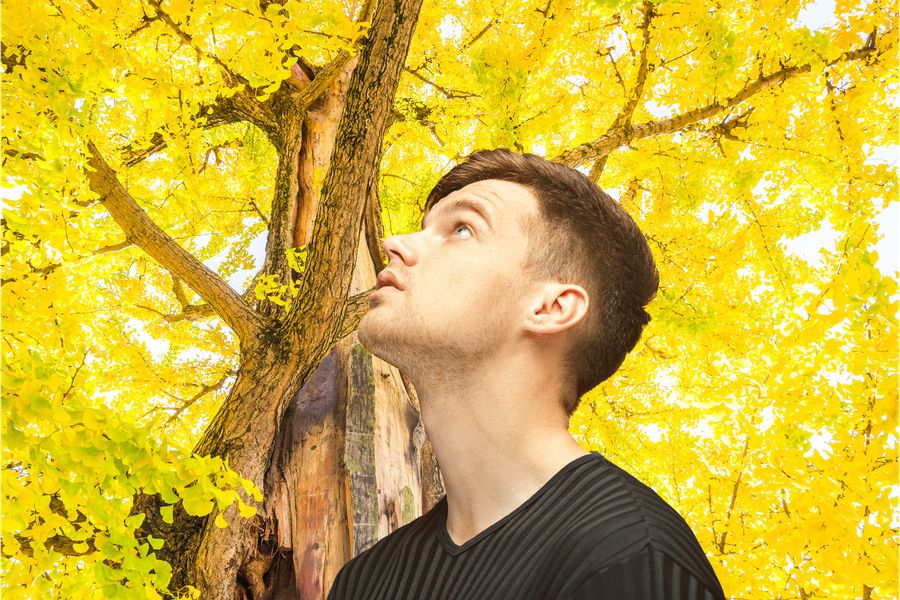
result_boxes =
[357,179,542,375]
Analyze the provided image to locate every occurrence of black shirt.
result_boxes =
[327,451,726,599]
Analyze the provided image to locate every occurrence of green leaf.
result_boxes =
[159,485,179,504]
[125,513,146,530]
[181,494,214,517]
[147,535,165,550]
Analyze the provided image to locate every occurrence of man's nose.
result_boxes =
[381,234,415,267]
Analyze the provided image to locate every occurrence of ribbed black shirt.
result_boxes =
[327,451,726,600]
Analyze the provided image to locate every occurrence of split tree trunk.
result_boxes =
[259,242,445,600]
[118,0,435,596]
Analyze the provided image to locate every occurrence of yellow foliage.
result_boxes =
[2,0,896,597]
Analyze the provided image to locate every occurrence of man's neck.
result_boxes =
[412,361,587,546]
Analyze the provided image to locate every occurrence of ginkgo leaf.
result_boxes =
[160,505,174,525]
[1,0,894,597]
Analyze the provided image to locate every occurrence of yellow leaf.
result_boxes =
[214,512,228,528]
[237,498,257,518]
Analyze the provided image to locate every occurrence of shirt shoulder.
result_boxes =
[564,542,726,600]
[548,454,725,599]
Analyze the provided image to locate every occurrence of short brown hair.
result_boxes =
[424,148,659,417]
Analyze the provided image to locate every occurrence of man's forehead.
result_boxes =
[450,179,531,204]
[423,180,535,226]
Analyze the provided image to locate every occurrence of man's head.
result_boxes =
[358,148,659,418]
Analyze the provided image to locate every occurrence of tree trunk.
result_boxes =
[131,0,432,596]
[136,230,444,599]
[260,231,444,599]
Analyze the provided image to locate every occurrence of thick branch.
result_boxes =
[270,0,374,119]
[84,139,270,345]
[286,0,426,335]
[119,92,280,166]
[294,50,358,109]
[556,38,883,168]
[253,1,374,304]
[338,290,374,340]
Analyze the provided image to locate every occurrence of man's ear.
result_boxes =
[523,283,589,335]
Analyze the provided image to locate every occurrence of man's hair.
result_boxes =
[424,148,660,418]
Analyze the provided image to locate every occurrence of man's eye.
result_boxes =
[452,222,474,237]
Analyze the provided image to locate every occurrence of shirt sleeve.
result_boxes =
[565,543,726,600]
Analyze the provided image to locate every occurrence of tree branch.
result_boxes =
[3,37,279,167]
[285,0,426,340]
[135,267,265,324]
[293,50,359,109]
[464,19,494,50]
[270,0,375,119]
[145,0,248,88]
[164,368,239,424]
[555,36,884,168]
[402,66,479,99]
[590,0,656,180]
[84,139,270,346]
[337,291,373,340]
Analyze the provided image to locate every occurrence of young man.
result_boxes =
[330,148,726,599]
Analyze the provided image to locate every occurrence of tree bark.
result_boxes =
[127,0,432,596]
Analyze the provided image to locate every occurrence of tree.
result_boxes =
[2,0,896,597]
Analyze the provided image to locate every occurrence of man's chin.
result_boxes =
[361,322,430,376]
[357,315,398,361]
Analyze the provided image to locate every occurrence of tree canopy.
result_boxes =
[2,0,897,597]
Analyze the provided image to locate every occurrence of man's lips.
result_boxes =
[375,269,404,291]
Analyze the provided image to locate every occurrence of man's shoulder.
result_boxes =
[563,454,708,544]
[549,454,724,595]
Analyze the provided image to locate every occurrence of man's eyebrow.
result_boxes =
[421,197,495,232]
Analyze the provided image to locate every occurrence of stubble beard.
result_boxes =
[357,288,517,382]
[357,299,468,376]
